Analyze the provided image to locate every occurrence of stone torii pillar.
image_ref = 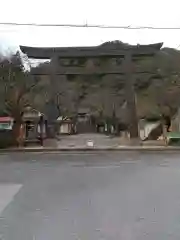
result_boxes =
[124,53,139,140]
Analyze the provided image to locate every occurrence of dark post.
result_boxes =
[125,53,139,139]
[50,51,59,136]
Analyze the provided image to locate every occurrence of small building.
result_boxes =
[139,118,162,140]
[76,108,96,133]
[57,116,75,135]
[22,107,47,145]
[0,117,14,130]
[0,117,14,148]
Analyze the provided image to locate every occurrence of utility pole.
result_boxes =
[124,53,139,139]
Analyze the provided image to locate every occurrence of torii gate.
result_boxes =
[20,42,163,139]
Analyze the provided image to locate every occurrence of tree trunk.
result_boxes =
[12,119,22,146]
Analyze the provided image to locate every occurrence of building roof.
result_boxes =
[57,116,73,123]
[20,43,163,59]
[0,117,13,122]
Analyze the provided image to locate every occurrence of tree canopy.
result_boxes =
[0,52,48,143]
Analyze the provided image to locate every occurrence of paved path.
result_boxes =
[56,133,121,148]
[44,134,165,149]
[0,152,180,239]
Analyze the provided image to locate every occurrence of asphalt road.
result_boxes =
[0,151,180,239]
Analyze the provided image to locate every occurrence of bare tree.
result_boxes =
[0,52,46,143]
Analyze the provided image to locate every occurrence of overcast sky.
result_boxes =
[0,0,180,55]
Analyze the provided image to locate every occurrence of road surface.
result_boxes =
[0,151,180,239]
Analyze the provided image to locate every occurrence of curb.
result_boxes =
[0,146,180,153]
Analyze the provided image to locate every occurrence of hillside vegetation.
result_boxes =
[30,41,180,122]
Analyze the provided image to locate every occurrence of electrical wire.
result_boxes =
[0,22,180,30]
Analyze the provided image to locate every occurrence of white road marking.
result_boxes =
[0,184,22,215]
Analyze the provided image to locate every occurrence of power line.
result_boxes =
[1,22,180,30]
